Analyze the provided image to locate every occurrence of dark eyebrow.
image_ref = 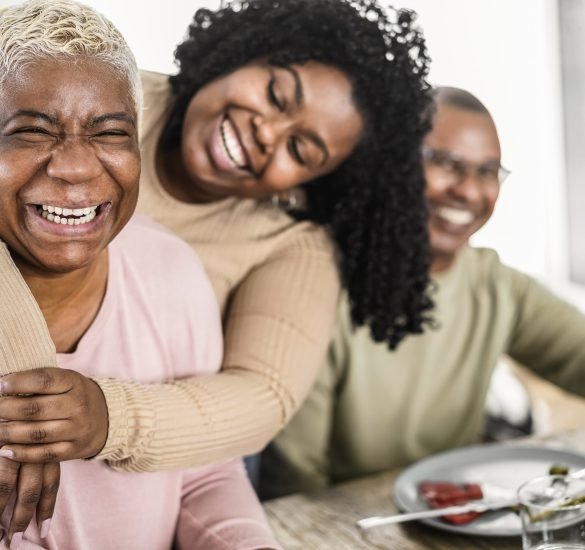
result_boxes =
[88,112,136,128]
[282,66,304,107]
[4,110,57,126]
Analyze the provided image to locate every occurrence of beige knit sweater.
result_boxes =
[0,71,340,471]
[0,243,57,374]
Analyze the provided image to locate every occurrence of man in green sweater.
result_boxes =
[259,87,585,499]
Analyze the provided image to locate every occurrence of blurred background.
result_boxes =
[1,0,581,309]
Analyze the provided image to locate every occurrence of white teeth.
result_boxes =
[220,118,246,168]
[37,204,98,226]
[436,206,474,226]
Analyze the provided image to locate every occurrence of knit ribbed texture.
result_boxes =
[93,71,341,471]
[0,242,57,374]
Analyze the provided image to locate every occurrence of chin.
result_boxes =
[431,236,467,258]
[32,247,101,274]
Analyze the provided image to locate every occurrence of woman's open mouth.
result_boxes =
[219,116,249,170]
[208,114,253,177]
[35,203,104,226]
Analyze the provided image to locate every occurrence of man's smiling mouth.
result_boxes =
[434,206,475,226]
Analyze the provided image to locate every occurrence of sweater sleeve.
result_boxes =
[505,264,585,395]
[95,228,341,470]
[0,242,57,374]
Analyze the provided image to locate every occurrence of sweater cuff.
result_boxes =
[91,378,130,460]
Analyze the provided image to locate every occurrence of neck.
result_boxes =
[430,253,456,274]
[156,141,224,204]
[16,251,109,353]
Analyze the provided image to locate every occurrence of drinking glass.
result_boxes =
[518,474,585,550]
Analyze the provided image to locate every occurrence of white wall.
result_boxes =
[68,0,219,74]
[402,1,568,283]
[3,0,579,304]
[0,0,218,73]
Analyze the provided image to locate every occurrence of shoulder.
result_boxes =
[462,246,541,298]
[459,246,510,284]
[110,217,222,376]
[250,202,338,258]
[115,214,198,257]
[278,220,338,260]
[222,198,339,267]
[140,70,171,102]
[112,215,215,307]
[460,246,501,271]
[139,70,173,137]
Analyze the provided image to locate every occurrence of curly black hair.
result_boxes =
[165,0,434,349]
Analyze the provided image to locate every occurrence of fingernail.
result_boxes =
[0,449,13,459]
[40,518,51,538]
[10,532,23,549]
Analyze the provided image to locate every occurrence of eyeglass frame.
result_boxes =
[421,146,511,187]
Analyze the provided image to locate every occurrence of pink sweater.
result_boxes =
[4,216,278,550]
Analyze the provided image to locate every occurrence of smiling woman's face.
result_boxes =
[0,57,140,274]
[174,60,364,201]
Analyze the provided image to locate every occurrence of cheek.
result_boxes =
[263,156,308,191]
[181,121,210,168]
[103,149,140,187]
[424,178,450,202]
[0,150,39,188]
[486,187,500,208]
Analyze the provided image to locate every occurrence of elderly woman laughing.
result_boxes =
[0,1,278,548]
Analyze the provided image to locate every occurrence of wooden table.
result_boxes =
[263,428,585,549]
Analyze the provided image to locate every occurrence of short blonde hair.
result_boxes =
[0,0,141,112]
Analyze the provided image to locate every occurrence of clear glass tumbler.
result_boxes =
[518,474,585,550]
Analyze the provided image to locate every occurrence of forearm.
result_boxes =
[95,369,306,471]
[95,227,340,471]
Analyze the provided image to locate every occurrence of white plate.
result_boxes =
[392,443,585,537]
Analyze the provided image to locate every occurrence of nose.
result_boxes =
[252,114,291,155]
[46,136,103,184]
[451,170,484,203]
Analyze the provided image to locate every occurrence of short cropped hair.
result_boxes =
[0,0,140,112]
[434,86,490,116]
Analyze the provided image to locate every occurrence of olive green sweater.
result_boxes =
[260,247,585,498]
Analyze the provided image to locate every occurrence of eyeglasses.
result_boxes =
[422,147,510,188]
